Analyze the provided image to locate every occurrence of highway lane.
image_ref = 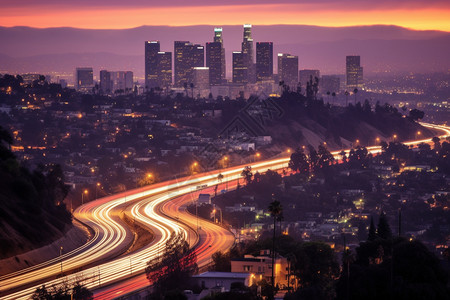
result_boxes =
[91,121,450,298]
[1,122,448,299]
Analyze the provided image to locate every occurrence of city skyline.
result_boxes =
[1,0,450,31]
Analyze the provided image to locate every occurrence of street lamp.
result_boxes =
[192,162,199,174]
[393,134,397,141]
[82,189,88,205]
[254,152,261,162]
[96,182,100,199]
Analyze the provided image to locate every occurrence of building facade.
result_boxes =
[144,41,160,90]
[156,52,172,89]
[174,41,204,87]
[241,24,255,84]
[256,42,273,81]
[233,52,248,84]
[75,67,94,91]
[346,55,363,90]
[206,42,225,85]
[231,250,290,288]
[99,70,112,94]
[277,54,298,90]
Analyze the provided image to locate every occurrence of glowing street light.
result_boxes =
[82,189,88,205]
[96,182,101,199]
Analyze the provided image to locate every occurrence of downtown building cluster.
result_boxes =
[144,25,364,99]
[76,25,364,99]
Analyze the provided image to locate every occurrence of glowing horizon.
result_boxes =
[1,3,450,32]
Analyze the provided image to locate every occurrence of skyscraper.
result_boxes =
[241,24,255,83]
[206,28,226,85]
[174,41,204,87]
[99,70,112,94]
[145,41,160,90]
[233,52,247,84]
[299,69,320,91]
[214,28,226,80]
[156,52,172,89]
[346,55,363,90]
[256,42,273,81]
[75,67,94,91]
[277,54,298,90]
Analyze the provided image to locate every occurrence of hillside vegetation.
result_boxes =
[0,126,71,258]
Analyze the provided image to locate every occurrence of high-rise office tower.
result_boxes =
[156,52,172,89]
[233,52,247,84]
[174,41,204,87]
[75,67,94,91]
[99,70,112,94]
[213,28,226,80]
[277,54,298,90]
[145,41,160,90]
[241,24,255,83]
[346,55,363,90]
[299,69,320,91]
[256,42,273,81]
[206,28,226,85]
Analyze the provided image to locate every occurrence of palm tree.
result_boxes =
[326,91,331,104]
[217,173,224,182]
[332,92,336,106]
[345,90,349,106]
[268,199,283,291]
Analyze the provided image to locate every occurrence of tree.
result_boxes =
[146,232,197,299]
[292,242,339,300]
[288,148,309,174]
[31,281,93,300]
[317,144,335,169]
[211,251,231,271]
[336,238,449,300]
[409,109,425,121]
[353,88,358,104]
[268,199,283,293]
[241,166,253,185]
[432,137,441,150]
[377,212,392,240]
[358,220,367,242]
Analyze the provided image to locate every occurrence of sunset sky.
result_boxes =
[1,0,450,31]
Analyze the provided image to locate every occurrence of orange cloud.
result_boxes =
[1,4,449,31]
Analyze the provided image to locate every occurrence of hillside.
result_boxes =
[182,91,432,155]
[0,127,72,259]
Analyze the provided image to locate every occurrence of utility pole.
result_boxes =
[60,246,63,274]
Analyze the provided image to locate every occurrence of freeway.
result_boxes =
[1,122,448,299]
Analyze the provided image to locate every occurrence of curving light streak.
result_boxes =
[1,122,449,299]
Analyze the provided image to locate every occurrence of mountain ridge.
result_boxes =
[1,24,449,79]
